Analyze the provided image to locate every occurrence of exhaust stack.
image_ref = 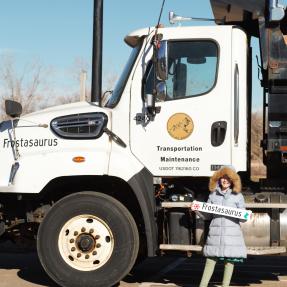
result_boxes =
[91,0,103,106]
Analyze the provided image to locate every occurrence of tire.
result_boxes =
[37,192,139,287]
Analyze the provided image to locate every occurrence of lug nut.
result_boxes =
[92,251,97,256]
[77,253,81,258]
[96,243,101,248]
[85,255,90,259]
[70,239,75,243]
[81,227,86,232]
[74,231,78,236]
[95,235,100,240]
[71,247,76,252]
[89,229,94,234]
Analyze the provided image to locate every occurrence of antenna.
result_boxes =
[157,0,166,28]
[169,11,224,24]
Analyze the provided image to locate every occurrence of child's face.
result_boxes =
[220,176,231,190]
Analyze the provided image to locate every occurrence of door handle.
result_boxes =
[211,121,227,147]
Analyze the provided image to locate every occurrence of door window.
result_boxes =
[145,41,218,101]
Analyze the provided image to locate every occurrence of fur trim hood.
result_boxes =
[209,166,242,193]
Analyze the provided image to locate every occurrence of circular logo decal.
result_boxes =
[167,113,194,140]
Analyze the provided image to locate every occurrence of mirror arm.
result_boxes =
[103,127,127,148]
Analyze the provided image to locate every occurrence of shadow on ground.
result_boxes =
[124,254,287,286]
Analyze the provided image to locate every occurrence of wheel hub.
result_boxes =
[76,234,95,253]
[58,214,114,271]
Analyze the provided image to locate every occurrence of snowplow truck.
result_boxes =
[1,0,287,286]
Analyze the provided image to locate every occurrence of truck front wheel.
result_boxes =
[37,192,139,287]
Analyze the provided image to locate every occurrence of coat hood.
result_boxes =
[209,166,242,193]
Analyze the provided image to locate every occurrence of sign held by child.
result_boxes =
[192,200,252,221]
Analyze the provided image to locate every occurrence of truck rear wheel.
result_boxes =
[37,192,139,287]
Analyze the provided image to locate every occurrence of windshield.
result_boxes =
[105,42,142,108]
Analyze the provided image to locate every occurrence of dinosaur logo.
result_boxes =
[167,113,194,140]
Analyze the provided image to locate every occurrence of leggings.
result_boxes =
[199,257,234,287]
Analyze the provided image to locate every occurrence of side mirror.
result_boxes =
[156,40,168,81]
[5,100,22,118]
[155,81,167,102]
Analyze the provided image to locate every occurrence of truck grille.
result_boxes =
[51,112,108,139]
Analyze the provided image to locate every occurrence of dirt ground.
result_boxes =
[0,243,286,287]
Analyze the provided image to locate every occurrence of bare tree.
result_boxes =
[57,57,118,105]
[103,73,117,92]
[0,53,51,119]
[71,57,90,83]
[251,111,266,179]
[56,91,85,105]
[56,57,91,105]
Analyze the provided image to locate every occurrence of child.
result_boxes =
[192,166,247,287]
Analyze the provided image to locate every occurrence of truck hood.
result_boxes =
[20,101,111,124]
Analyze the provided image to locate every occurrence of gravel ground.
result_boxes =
[0,243,286,287]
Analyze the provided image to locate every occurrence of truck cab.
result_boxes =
[124,25,248,177]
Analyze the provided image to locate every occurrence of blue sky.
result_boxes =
[0,0,280,110]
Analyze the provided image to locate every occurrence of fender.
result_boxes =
[108,144,158,257]
[128,167,157,257]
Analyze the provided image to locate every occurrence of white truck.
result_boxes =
[1,1,287,286]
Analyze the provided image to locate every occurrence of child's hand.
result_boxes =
[189,202,194,211]
[190,201,200,211]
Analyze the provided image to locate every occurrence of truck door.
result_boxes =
[130,27,233,177]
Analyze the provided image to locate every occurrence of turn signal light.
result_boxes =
[73,156,85,163]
